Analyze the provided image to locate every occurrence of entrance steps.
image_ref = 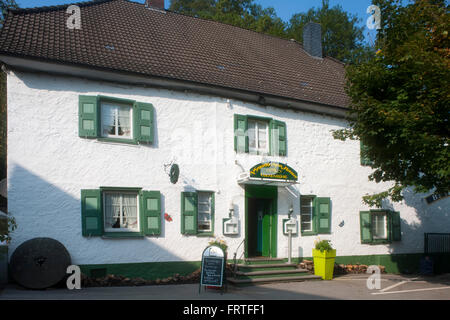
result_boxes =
[228,258,321,286]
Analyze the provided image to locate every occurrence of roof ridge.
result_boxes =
[9,0,119,14]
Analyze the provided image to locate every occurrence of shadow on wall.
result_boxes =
[6,164,200,282]
[384,187,450,274]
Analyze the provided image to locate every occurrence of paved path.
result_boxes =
[1,274,450,300]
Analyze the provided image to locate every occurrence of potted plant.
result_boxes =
[312,238,336,280]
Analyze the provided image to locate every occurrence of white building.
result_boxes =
[0,0,448,280]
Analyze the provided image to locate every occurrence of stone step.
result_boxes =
[243,258,285,265]
[235,263,298,269]
[235,268,310,277]
[228,274,322,286]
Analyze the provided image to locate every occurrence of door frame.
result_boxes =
[245,185,278,258]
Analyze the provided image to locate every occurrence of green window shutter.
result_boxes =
[360,141,373,166]
[140,191,161,236]
[360,211,373,244]
[81,189,103,236]
[315,197,331,234]
[270,120,287,156]
[134,102,154,144]
[181,192,198,235]
[390,211,402,241]
[234,114,248,153]
[79,96,99,138]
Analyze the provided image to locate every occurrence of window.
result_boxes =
[103,192,139,232]
[101,103,133,139]
[79,95,154,144]
[360,141,374,166]
[181,191,215,236]
[372,212,387,240]
[300,196,314,232]
[360,210,401,244]
[197,192,213,233]
[300,195,331,235]
[81,188,161,237]
[234,114,286,156]
[248,119,269,155]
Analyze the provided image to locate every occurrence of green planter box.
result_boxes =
[313,249,336,280]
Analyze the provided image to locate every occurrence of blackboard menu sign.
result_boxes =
[200,246,225,287]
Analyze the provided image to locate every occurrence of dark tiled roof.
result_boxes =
[0,0,350,108]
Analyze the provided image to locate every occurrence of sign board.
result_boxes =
[250,162,298,181]
[200,246,225,288]
[425,192,449,205]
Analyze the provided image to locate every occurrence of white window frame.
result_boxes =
[103,191,140,233]
[248,119,269,155]
[101,102,133,139]
[372,211,388,240]
[300,196,314,232]
[197,191,213,233]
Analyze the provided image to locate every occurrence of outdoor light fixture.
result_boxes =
[288,203,294,220]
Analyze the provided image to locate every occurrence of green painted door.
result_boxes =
[258,199,272,257]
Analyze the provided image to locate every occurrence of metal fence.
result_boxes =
[424,233,450,254]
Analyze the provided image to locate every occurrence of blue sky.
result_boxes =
[16,0,377,42]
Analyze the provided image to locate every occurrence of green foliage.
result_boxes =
[208,237,228,253]
[169,0,366,62]
[334,0,450,206]
[0,0,18,27]
[314,239,334,252]
[0,213,16,243]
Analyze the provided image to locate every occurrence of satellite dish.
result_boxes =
[170,164,180,184]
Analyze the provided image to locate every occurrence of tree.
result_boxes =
[0,0,18,27]
[333,0,449,207]
[286,0,365,63]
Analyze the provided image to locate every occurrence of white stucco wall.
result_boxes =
[6,70,450,265]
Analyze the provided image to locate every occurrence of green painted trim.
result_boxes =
[247,115,272,122]
[97,137,138,145]
[102,232,144,238]
[98,95,136,105]
[79,261,201,281]
[298,253,450,274]
[196,233,215,237]
[245,185,278,258]
[301,231,318,236]
[100,187,142,191]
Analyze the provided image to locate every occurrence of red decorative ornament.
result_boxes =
[164,213,173,222]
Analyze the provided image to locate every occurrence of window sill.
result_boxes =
[301,231,317,237]
[197,233,215,238]
[102,232,144,239]
[97,137,139,145]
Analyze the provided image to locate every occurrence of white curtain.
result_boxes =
[122,194,137,230]
[105,193,121,229]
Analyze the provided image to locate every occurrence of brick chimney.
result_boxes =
[145,0,165,9]
[303,22,322,58]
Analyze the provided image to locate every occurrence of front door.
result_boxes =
[245,185,277,258]
[256,199,272,257]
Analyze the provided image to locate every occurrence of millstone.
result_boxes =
[10,237,71,289]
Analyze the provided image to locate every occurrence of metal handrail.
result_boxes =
[233,238,245,275]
